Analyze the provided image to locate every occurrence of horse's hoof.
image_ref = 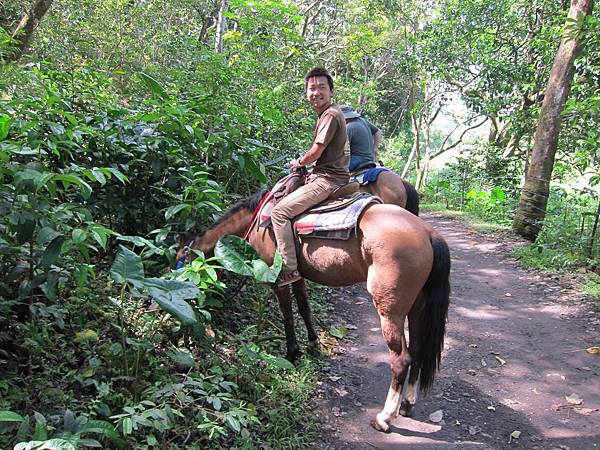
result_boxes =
[398,400,414,417]
[371,413,391,433]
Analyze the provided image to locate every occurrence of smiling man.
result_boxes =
[271,67,350,287]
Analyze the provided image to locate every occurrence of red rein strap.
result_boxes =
[242,191,271,240]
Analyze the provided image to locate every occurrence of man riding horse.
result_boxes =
[340,104,383,172]
[271,67,350,287]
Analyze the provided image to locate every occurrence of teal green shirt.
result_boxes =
[347,117,379,161]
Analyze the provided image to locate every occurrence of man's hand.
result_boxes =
[287,157,302,170]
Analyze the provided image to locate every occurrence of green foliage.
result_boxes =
[2,0,599,448]
[513,187,599,270]
[582,274,600,308]
[425,152,520,223]
[215,235,283,283]
[238,343,295,371]
[425,150,598,271]
[0,409,121,450]
[329,325,348,339]
[110,245,202,335]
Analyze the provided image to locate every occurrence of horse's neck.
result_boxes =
[194,208,254,252]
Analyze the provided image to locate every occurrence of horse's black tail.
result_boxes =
[402,179,420,216]
[410,232,450,393]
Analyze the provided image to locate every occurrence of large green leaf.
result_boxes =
[215,236,282,282]
[53,174,93,199]
[164,203,190,220]
[14,168,45,190]
[39,236,64,271]
[0,410,25,422]
[37,227,62,247]
[16,214,36,244]
[110,246,145,284]
[78,420,120,440]
[0,114,10,140]
[140,278,199,326]
[244,156,267,183]
[251,251,282,283]
[87,223,112,250]
[214,236,256,277]
[139,72,168,99]
[15,439,76,450]
[106,167,128,185]
[115,235,164,255]
[258,351,295,370]
[166,347,195,369]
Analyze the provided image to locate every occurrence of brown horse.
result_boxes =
[357,169,420,215]
[177,191,450,431]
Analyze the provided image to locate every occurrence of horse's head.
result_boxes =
[174,233,216,269]
[173,189,270,270]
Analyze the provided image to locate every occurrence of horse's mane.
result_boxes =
[206,189,268,232]
[178,189,268,250]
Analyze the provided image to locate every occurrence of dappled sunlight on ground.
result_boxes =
[314,212,600,449]
[453,305,509,320]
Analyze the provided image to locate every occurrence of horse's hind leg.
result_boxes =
[273,285,302,361]
[372,313,411,432]
[399,308,420,417]
[291,279,319,353]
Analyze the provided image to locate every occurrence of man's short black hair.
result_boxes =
[304,67,334,91]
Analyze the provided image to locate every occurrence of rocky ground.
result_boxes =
[312,212,600,449]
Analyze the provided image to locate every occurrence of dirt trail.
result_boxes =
[314,212,600,449]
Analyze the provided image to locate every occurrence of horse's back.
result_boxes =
[359,170,420,215]
[359,203,432,244]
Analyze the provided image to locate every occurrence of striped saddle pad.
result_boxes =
[259,191,381,240]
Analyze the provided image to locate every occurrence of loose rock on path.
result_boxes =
[313,212,599,449]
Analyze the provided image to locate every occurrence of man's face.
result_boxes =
[306,76,333,112]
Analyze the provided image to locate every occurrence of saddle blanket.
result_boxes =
[294,192,379,239]
[258,191,381,240]
[351,167,389,185]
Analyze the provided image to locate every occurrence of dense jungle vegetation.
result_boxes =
[0,0,598,448]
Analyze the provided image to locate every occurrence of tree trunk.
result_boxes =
[7,0,53,62]
[214,0,228,53]
[587,196,600,259]
[402,111,420,179]
[416,114,432,190]
[512,0,594,241]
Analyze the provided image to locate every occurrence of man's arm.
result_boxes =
[290,142,326,168]
[290,111,337,169]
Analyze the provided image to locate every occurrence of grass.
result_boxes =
[421,202,512,234]
[582,273,600,310]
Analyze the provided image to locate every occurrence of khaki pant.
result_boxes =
[271,175,342,272]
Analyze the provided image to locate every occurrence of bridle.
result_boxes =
[175,238,194,269]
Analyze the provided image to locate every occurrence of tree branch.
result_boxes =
[7,0,53,62]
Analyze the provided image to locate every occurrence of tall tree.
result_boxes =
[6,0,53,62]
[214,0,228,53]
[513,0,595,240]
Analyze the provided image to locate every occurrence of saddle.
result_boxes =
[350,166,389,185]
[256,172,381,240]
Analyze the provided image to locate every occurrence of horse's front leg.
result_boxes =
[291,279,319,353]
[273,285,302,361]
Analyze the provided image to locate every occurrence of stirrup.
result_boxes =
[277,269,302,287]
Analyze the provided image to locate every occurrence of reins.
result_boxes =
[242,190,271,240]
